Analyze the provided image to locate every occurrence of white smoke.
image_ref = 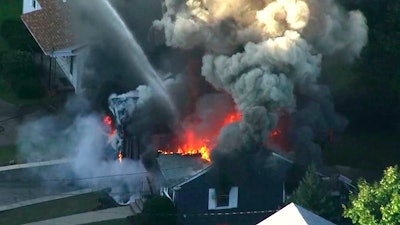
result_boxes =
[303,0,368,61]
[17,97,149,204]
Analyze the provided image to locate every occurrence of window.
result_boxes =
[216,188,230,207]
[32,0,37,8]
[69,56,74,75]
[208,187,238,210]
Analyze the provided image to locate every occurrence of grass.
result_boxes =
[0,145,18,166]
[0,75,65,106]
[323,131,400,170]
[0,78,18,103]
[0,0,22,51]
[82,218,132,225]
[0,191,118,225]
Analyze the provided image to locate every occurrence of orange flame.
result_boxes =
[118,151,123,163]
[179,130,212,161]
[160,111,242,162]
[265,112,292,152]
[223,112,242,124]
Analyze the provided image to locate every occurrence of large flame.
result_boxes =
[159,110,293,161]
[160,111,242,162]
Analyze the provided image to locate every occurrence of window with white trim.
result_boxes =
[32,0,37,8]
[208,186,238,210]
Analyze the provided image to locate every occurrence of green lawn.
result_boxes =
[82,218,132,225]
[0,0,22,51]
[0,144,18,166]
[0,74,64,106]
[0,191,118,225]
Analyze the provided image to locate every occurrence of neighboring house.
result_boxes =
[157,153,291,225]
[256,202,336,225]
[21,0,86,93]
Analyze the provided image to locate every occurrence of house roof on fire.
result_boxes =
[157,152,293,189]
[156,154,211,188]
[21,0,77,55]
[257,203,336,225]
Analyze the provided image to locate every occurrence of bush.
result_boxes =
[0,50,35,79]
[0,50,37,84]
[0,19,40,52]
[0,50,47,100]
[17,79,46,99]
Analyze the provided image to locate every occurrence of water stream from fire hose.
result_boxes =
[101,0,178,118]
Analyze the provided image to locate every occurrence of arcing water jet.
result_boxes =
[101,0,178,119]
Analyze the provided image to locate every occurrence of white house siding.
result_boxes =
[55,51,85,93]
[22,0,42,14]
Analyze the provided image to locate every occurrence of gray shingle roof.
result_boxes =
[156,154,210,188]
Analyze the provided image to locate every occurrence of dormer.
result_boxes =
[23,0,42,14]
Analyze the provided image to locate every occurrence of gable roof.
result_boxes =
[159,151,293,189]
[156,154,211,188]
[257,203,336,225]
[21,0,76,55]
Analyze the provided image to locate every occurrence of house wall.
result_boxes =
[22,0,42,14]
[173,167,284,225]
[54,48,87,94]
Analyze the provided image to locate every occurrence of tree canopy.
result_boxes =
[288,165,337,221]
[344,166,400,225]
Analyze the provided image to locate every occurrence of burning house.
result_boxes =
[16,0,369,223]
[86,0,368,212]
[156,152,291,225]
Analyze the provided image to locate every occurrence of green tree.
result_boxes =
[288,165,337,220]
[0,19,40,52]
[344,166,400,225]
[0,50,46,99]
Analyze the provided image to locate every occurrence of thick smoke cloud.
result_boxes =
[69,0,191,110]
[153,0,368,166]
[16,0,367,203]
[18,97,150,204]
[303,0,368,61]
